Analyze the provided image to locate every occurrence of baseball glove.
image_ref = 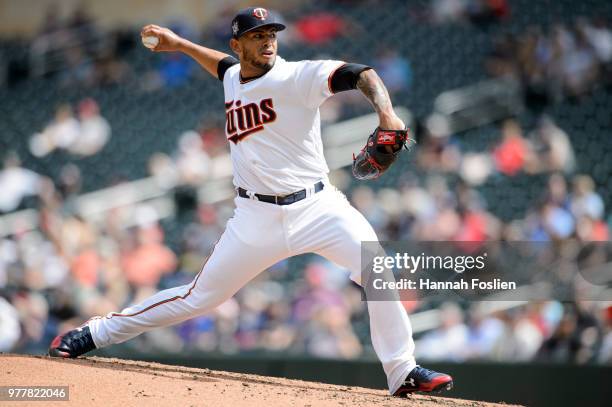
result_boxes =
[352,127,415,180]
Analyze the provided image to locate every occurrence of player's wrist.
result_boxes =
[176,37,191,52]
[378,110,404,130]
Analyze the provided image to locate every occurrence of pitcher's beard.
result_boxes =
[243,50,275,73]
[253,59,274,71]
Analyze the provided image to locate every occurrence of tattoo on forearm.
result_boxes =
[356,70,392,114]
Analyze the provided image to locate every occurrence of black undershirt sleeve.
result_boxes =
[217,56,239,81]
[329,63,372,93]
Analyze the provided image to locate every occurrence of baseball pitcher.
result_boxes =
[49,7,453,397]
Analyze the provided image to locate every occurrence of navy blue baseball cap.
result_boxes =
[231,7,286,39]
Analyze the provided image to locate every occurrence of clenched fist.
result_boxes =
[140,25,184,52]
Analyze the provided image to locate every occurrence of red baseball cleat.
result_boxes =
[393,366,454,397]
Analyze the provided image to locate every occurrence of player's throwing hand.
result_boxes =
[140,25,183,52]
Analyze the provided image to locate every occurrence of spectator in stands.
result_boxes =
[198,121,227,157]
[581,18,612,62]
[120,214,177,300]
[11,291,50,352]
[175,130,212,185]
[528,175,575,240]
[465,304,505,359]
[57,164,83,216]
[575,213,610,241]
[412,176,462,241]
[294,11,348,45]
[460,151,494,186]
[561,25,599,98]
[398,176,438,231]
[159,53,195,88]
[293,263,347,322]
[487,17,608,104]
[292,262,362,359]
[416,115,463,173]
[571,175,608,241]
[69,232,100,289]
[430,0,468,24]
[30,104,80,157]
[350,186,389,232]
[234,280,273,351]
[305,303,363,359]
[492,119,531,176]
[537,303,602,363]
[453,183,493,241]
[485,34,519,79]
[148,153,179,189]
[416,302,469,361]
[0,152,42,213]
[30,99,111,158]
[431,0,509,25]
[0,297,21,351]
[542,173,569,209]
[570,175,604,221]
[176,204,224,280]
[68,98,111,156]
[490,308,544,361]
[526,116,575,174]
[259,300,297,352]
[148,121,225,188]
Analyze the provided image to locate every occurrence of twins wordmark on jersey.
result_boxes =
[221,56,347,194]
[225,98,277,143]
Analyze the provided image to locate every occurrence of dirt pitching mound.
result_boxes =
[1,354,519,407]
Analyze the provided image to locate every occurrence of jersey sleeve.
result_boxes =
[218,56,239,81]
[293,60,346,108]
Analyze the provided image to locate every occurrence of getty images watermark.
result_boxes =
[361,241,612,302]
[370,251,516,291]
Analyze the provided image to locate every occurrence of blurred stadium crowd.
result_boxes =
[0,0,611,365]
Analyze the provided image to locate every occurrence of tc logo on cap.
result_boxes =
[253,8,268,20]
[232,21,239,35]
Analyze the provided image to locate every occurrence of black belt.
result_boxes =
[237,181,324,205]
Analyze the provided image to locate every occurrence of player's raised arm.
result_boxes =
[140,24,234,80]
[355,69,405,130]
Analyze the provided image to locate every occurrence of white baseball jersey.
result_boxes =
[222,56,345,194]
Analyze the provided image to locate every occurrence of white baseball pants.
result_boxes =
[88,183,416,393]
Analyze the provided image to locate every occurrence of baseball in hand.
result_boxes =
[142,35,159,49]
